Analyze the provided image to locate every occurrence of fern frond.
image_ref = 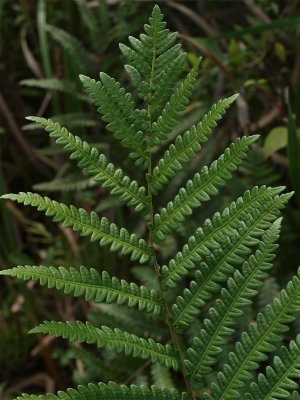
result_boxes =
[205,267,300,400]
[0,265,162,315]
[26,117,149,214]
[161,186,289,289]
[46,24,96,71]
[149,58,200,147]
[119,5,179,85]
[151,95,238,194]
[245,336,300,400]
[30,321,179,370]
[184,219,281,379]
[80,73,148,166]
[1,193,150,263]
[20,79,90,102]
[153,135,258,241]
[15,382,187,400]
[171,194,289,327]
[150,52,187,119]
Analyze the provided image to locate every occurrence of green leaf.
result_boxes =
[161,186,289,289]
[30,321,179,370]
[149,58,200,147]
[14,382,187,400]
[151,95,239,194]
[0,265,162,315]
[184,219,281,380]
[245,336,300,400]
[1,193,150,263]
[26,117,149,214]
[205,268,300,400]
[80,73,148,166]
[153,135,258,242]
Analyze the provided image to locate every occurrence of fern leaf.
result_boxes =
[149,58,200,147]
[119,5,184,132]
[204,267,300,400]
[171,197,287,329]
[30,321,179,370]
[153,135,258,241]
[1,193,150,263]
[15,382,187,400]
[150,53,187,119]
[26,117,149,214]
[20,79,90,103]
[0,265,162,315]
[245,336,300,400]
[151,95,238,194]
[184,219,281,379]
[80,73,148,166]
[161,186,289,289]
[45,24,96,72]
[120,6,178,82]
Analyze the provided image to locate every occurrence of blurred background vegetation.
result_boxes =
[1,0,300,397]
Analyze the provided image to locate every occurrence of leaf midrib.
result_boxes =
[14,268,161,309]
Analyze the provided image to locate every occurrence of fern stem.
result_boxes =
[144,22,196,396]
[147,134,196,400]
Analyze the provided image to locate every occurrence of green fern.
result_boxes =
[1,265,162,315]
[150,95,239,194]
[161,186,289,289]
[26,117,149,214]
[204,268,300,400]
[245,336,300,399]
[1,192,150,263]
[15,382,187,400]
[30,320,179,369]
[185,219,281,379]
[2,5,300,400]
[152,135,259,240]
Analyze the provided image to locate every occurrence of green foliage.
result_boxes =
[2,5,300,400]
[15,382,187,400]
[26,117,149,214]
[185,219,281,379]
[1,192,150,263]
[30,321,179,370]
[245,336,300,400]
[150,95,239,194]
[152,135,258,241]
[1,265,162,315]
